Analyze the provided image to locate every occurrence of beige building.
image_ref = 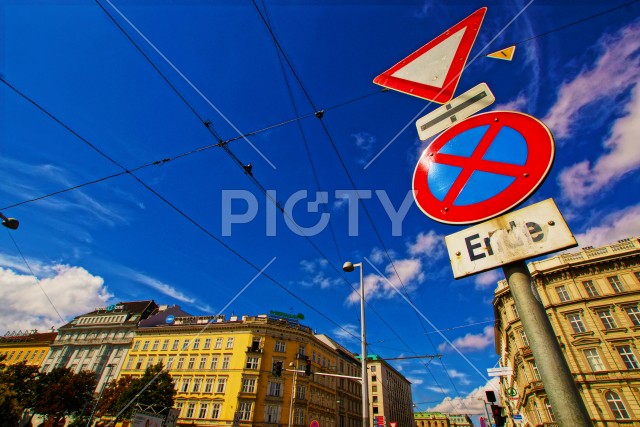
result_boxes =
[367,356,414,427]
[413,412,473,427]
[493,237,640,426]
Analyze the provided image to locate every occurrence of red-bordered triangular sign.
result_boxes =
[373,7,487,104]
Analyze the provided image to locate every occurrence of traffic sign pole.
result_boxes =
[503,261,592,427]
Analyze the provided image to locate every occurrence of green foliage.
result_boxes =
[0,382,22,426]
[97,363,175,420]
[32,367,97,422]
[0,360,41,425]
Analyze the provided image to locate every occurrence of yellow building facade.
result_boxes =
[121,311,359,427]
[493,237,640,427]
[0,330,57,367]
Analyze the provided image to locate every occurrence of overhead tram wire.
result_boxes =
[249,0,465,403]
[259,0,343,263]
[0,77,361,348]
[511,0,640,46]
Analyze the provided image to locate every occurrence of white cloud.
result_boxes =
[474,270,502,290]
[408,230,445,258]
[543,20,640,140]
[0,264,112,331]
[346,258,424,305]
[439,326,495,353]
[491,92,529,112]
[559,82,640,205]
[428,377,500,414]
[406,377,424,386]
[333,323,359,342]
[299,259,340,290]
[575,204,640,248]
[351,132,376,151]
[447,369,471,386]
[116,267,212,312]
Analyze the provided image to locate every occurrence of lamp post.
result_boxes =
[287,361,299,427]
[0,212,19,230]
[86,363,115,427]
[342,261,369,427]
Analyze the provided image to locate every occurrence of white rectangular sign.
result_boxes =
[445,199,577,279]
[415,82,495,141]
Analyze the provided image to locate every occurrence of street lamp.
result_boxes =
[342,261,369,427]
[0,212,19,230]
[86,363,115,427]
[287,361,299,427]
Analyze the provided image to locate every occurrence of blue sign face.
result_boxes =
[166,315,175,324]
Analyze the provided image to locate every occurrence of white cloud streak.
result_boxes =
[575,203,640,248]
[439,326,495,353]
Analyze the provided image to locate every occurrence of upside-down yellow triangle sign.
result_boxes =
[486,45,515,61]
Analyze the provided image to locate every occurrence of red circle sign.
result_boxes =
[412,111,554,224]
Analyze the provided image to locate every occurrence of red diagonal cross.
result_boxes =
[432,123,527,206]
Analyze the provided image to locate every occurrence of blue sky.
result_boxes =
[2,0,640,418]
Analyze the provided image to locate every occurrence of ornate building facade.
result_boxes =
[493,237,640,426]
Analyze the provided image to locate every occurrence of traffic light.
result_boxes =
[490,405,506,427]
[485,390,496,403]
[275,361,283,377]
[305,357,312,376]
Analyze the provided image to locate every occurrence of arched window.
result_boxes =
[544,399,555,422]
[605,391,630,419]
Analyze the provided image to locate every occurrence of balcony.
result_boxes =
[246,346,263,354]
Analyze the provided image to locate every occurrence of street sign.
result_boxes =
[412,111,555,225]
[373,7,486,103]
[310,420,320,427]
[486,366,513,377]
[416,82,495,141]
[445,199,577,279]
[487,45,516,61]
[506,387,518,398]
[513,414,523,423]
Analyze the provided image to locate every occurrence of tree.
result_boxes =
[32,367,97,426]
[0,358,41,426]
[97,364,175,420]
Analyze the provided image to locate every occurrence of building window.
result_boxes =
[608,276,625,293]
[296,384,306,399]
[556,286,571,302]
[172,340,179,351]
[199,357,207,370]
[597,309,618,330]
[211,403,221,419]
[198,403,208,419]
[193,339,201,350]
[584,348,605,371]
[192,378,202,393]
[512,304,519,319]
[275,340,286,352]
[268,381,282,397]
[186,402,196,418]
[142,341,150,351]
[238,401,253,420]
[567,313,587,333]
[214,338,223,349]
[182,339,190,350]
[204,378,214,393]
[176,357,185,370]
[617,345,639,369]
[519,330,530,347]
[161,339,169,350]
[625,306,640,326]
[216,377,227,393]
[242,378,257,393]
[246,356,259,369]
[210,356,219,370]
[180,378,191,393]
[531,361,541,380]
[294,408,305,425]
[222,356,230,370]
[151,340,159,351]
[265,405,281,423]
[583,280,599,297]
[544,399,555,422]
[133,341,141,351]
[605,391,630,419]
[226,337,235,349]
[187,357,196,370]
[204,338,211,349]
[175,402,184,416]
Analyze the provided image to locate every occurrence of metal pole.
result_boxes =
[359,263,370,427]
[86,363,115,427]
[288,361,298,427]
[503,261,592,427]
